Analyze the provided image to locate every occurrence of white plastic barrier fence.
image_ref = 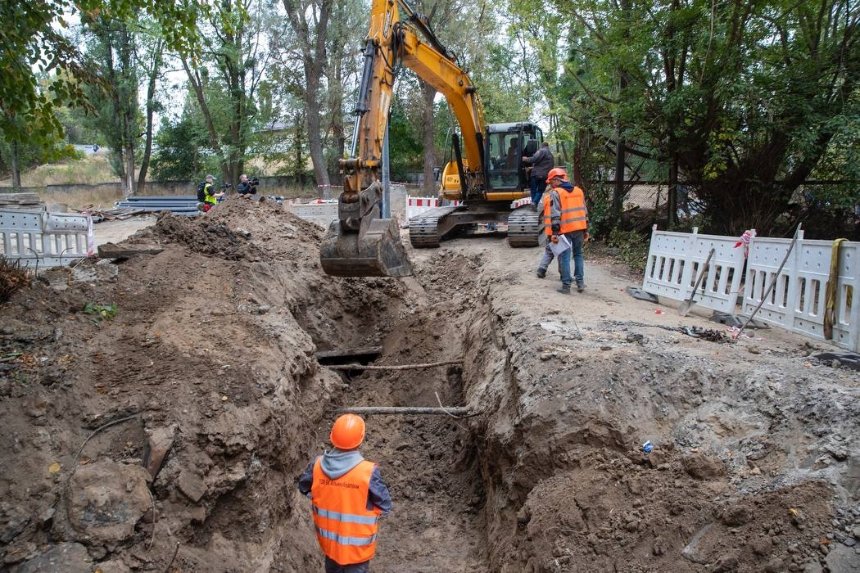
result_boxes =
[0,209,93,269]
[742,233,859,352]
[642,226,746,314]
[406,197,461,220]
[286,200,339,228]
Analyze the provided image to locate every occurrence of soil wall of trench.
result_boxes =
[458,276,860,573]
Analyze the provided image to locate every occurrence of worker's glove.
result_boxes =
[584,232,590,242]
[551,235,559,244]
[551,224,560,234]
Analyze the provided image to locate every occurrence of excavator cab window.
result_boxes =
[487,132,523,191]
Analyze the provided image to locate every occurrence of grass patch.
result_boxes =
[38,186,124,211]
[4,154,118,187]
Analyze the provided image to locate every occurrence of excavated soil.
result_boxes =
[0,196,858,573]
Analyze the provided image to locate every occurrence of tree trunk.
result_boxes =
[10,140,21,191]
[282,0,333,196]
[326,4,347,187]
[667,152,678,228]
[610,0,631,227]
[137,39,163,195]
[98,25,128,191]
[421,82,437,195]
[294,111,306,189]
[305,73,329,197]
[611,134,625,224]
[119,26,137,196]
[572,127,587,190]
[223,17,244,189]
[182,57,225,178]
[124,144,135,197]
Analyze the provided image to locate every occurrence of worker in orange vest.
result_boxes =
[298,414,392,573]
[536,167,589,293]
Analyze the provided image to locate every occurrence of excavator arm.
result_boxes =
[320,0,487,277]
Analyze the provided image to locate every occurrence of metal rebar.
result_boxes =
[338,406,472,416]
[326,360,462,371]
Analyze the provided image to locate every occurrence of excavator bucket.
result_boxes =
[320,217,413,277]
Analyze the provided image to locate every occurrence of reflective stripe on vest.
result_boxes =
[315,526,378,546]
[543,186,587,235]
[313,505,379,525]
[311,458,381,565]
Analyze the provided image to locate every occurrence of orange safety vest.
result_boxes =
[543,186,588,235]
[311,458,381,565]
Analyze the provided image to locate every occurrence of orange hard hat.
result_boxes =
[546,167,568,183]
[330,414,366,450]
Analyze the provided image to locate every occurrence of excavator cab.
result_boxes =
[484,123,543,193]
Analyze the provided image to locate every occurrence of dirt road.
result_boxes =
[0,199,857,572]
[92,216,158,247]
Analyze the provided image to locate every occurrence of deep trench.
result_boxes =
[292,272,494,572]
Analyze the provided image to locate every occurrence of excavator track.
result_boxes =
[408,206,460,248]
[507,206,542,247]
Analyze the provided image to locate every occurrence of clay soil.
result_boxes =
[0,196,858,573]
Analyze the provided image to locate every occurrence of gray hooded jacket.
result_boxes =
[298,449,392,514]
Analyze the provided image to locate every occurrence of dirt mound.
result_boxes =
[145,216,258,260]
[0,197,406,571]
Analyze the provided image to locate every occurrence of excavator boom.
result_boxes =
[320,0,488,277]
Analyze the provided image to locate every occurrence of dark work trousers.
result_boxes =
[325,557,370,573]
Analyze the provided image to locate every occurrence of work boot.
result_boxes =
[577,283,585,293]
[536,269,546,279]
[557,285,571,294]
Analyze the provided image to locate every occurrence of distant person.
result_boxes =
[197,174,221,212]
[298,414,392,573]
[522,142,554,208]
[536,167,589,294]
[236,174,258,197]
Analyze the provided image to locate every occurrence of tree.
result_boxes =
[0,1,202,147]
[181,0,270,187]
[0,121,76,190]
[323,0,365,185]
[530,0,860,235]
[137,31,165,194]
[150,93,216,182]
[81,15,139,195]
[280,0,333,193]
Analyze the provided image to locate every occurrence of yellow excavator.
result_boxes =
[319,0,544,277]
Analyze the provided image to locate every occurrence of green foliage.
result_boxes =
[151,109,214,182]
[0,135,79,179]
[388,91,424,180]
[607,228,649,273]
[509,0,860,236]
[83,302,118,321]
[584,181,614,236]
[0,1,205,147]
[56,105,104,145]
